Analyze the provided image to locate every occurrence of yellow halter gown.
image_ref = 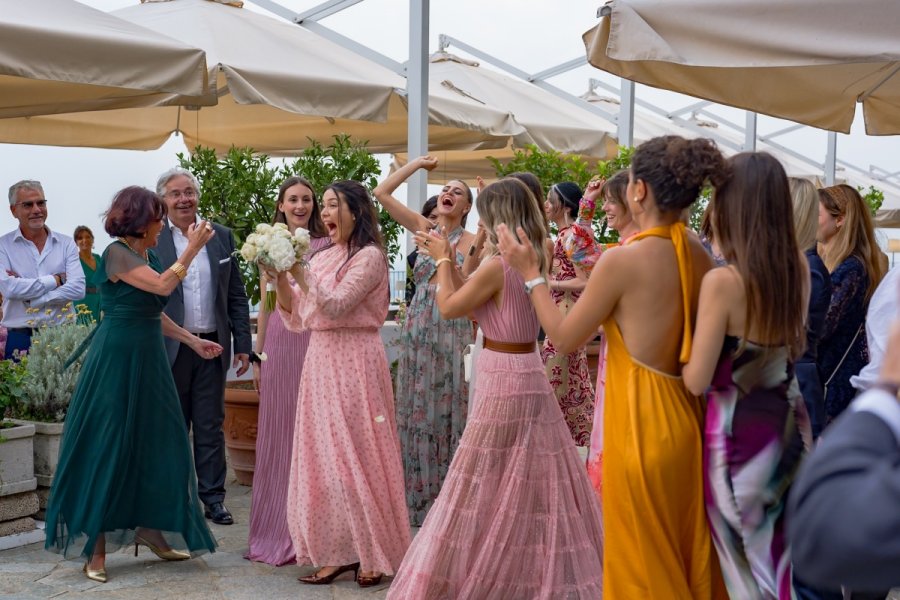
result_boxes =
[601,223,727,599]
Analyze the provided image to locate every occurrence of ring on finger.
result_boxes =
[424,239,430,246]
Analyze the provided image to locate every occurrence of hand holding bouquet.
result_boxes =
[239,223,311,310]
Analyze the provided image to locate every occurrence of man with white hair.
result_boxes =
[154,167,251,526]
[0,179,84,358]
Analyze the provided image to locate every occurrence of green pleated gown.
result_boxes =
[45,242,216,559]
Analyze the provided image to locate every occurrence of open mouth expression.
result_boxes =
[438,182,468,216]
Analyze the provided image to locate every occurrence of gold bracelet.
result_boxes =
[434,257,453,269]
[169,262,187,280]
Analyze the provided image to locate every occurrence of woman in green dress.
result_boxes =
[73,226,102,321]
[45,187,221,583]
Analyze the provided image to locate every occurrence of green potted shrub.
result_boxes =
[8,304,94,496]
[0,357,37,502]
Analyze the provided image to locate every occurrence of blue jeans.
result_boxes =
[4,329,32,360]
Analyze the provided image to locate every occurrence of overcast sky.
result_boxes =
[3,0,898,261]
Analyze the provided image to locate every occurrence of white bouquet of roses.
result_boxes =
[239,222,311,310]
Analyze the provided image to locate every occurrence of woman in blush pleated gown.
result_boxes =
[245,176,329,566]
[500,136,730,600]
[267,180,409,589]
[388,178,603,600]
[683,153,812,600]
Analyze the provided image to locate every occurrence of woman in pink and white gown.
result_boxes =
[269,180,410,588]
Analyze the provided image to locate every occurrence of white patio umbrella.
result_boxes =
[0,0,209,117]
[583,0,900,134]
[392,53,618,183]
[0,0,521,154]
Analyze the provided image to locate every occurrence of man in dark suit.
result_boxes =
[155,168,251,525]
[789,321,900,594]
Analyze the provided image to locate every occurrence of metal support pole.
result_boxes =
[407,0,429,213]
[825,131,837,185]
[744,112,757,152]
[618,78,635,147]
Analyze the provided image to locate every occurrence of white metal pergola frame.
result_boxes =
[248,0,900,199]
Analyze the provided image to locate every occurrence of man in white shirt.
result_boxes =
[155,168,251,526]
[0,180,85,358]
[850,266,899,392]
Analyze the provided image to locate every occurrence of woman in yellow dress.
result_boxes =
[499,135,730,599]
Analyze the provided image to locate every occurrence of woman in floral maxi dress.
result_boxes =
[374,156,475,526]
[541,181,595,446]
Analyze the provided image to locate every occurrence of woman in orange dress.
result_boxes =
[499,135,729,599]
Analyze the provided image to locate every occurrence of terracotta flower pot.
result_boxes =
[223,383,259,486]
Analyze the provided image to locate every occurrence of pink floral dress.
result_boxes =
[279,243,410,574]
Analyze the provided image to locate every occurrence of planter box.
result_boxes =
[10,420,63,488]
[223,385,259,487]
[0,422,37,497]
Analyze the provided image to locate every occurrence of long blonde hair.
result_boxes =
[478,178,550,276]
[818,184,885,301]
[789,178,818,251]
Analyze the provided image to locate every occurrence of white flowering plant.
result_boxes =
[239,222,311,310]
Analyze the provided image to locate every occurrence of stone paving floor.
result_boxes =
[2,469,898,600]
[0,473,390,599]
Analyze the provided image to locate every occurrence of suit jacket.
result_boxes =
[788,401,900,591]
[156,222,252,371]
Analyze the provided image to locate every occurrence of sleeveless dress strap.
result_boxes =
[627,222,694,364]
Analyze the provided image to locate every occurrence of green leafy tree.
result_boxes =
[490,145,635,243]
[858,185,884,216]
[281,136,401,262]
[178,136,401,304]
[490,144,716,244]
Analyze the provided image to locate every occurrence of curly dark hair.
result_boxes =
[631,136,729,213]
[104,186,167,238]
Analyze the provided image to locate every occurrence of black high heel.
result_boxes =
[298,562,360,585]
[357,572,384,588]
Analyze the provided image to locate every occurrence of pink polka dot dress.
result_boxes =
[279,243,411,574]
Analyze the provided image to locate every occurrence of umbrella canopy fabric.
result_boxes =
[430,53,617,158]
[0,0,209,117]
[583,0,900,134]
[0,0,522,154]
[392,54,619,183]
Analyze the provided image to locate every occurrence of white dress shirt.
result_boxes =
[169,219,216,333]
[851,266,899,392]
[0,227,85,329]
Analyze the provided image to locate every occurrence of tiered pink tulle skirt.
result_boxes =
[388,349,604,600]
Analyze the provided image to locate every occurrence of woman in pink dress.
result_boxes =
[246,176,328,566]
[389,176,603,599]
[268,180,410,588]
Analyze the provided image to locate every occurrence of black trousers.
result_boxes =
[171,333,227,506]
